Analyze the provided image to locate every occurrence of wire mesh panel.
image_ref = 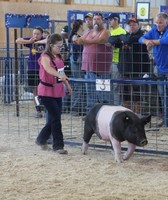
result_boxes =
[1,31,168,157]
[66,78,168,156]
[1,60,168,156]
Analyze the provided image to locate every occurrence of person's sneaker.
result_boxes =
[47,138,53,144]
[35,140,51,151]
[71,111,86,117]
[54,149,68,154]
[40,144,51,151]
[71,111,80,116]
[35,111,43,118]
[157,120,164,127]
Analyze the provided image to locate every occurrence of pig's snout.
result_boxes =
[140,139,148,146]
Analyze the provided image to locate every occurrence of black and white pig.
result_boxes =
[82,104,151,163]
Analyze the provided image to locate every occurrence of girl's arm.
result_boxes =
[34,38,47,44]
[64,80,72,96]
[75,29,110,45]
[16,37,36,45]
[84,29,110,44]
[41,56,68,82]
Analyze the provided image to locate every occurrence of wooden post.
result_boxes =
[65,0,74,4]
[132,0,136,13]
[119,0,125,7]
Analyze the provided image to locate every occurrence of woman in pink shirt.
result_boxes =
[36,33,72,154]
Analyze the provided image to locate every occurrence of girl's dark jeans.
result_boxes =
[36,96,64,150]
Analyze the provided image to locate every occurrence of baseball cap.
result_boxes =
[61,25,68,33]
[127,17,139,24]
[105,13,120,22]
[85,12,94,19]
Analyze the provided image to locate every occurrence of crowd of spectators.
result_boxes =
[16,11,168,127]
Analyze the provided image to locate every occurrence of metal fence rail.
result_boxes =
[0,54,168,157]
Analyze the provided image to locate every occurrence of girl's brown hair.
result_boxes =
[44,33,63,60]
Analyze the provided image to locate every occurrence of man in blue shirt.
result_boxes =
[139,12,168,126]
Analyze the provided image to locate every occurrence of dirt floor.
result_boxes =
[0,102,168,200]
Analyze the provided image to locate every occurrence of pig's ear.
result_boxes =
[141,115,151,125]
[123,115,130,123]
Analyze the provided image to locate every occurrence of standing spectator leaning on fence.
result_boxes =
[114,17,150,113]
[16,27,46,118]
[61,25,71,113]
[68,19,85,116]
[43,30,50,38]
[84,12,93,33]
[35,33,72,154]
[105,13,126,105]
[61,25,70,71]
[74,13,112,112]
[139,12,168,126]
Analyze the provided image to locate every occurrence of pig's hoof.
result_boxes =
[115,157,123,163]
[82,151,87,155]
[123,153,131,160]
[115,153,123,163]
[123,156,128,160]
[81,142,88,155]
[81,148,87,155]
[115,159,123,163]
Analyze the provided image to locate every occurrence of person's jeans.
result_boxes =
[154,66,168,126]
[111,62,121,105]
[70,55,86,113]
[36,96,64,150]
[62,85,71,113]
[85,71,111,112]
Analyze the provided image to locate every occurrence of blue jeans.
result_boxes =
[85,71,111,112]
[111,62,121,105]
[62,85,71,112]
[154,66,168,126]
[70,55,86,112]
[36,96,64,150]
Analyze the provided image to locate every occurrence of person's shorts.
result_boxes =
[27,70,39,87]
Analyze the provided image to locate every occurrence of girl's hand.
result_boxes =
[67,85,72,96]
[29,37,36,43]
[59,74,68,82]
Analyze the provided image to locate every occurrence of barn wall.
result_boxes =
[0,1,159,47]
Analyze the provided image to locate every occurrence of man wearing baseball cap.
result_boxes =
[127,17,139,25]
[106,13,126,106]
[85,12,93,19]
[105,13,120,22]
[84,12,93,32]
[74,13,112,112]
[118,16,150,113]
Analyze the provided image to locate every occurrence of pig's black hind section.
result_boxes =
[83,104,104,143]
[83,121,94,143]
